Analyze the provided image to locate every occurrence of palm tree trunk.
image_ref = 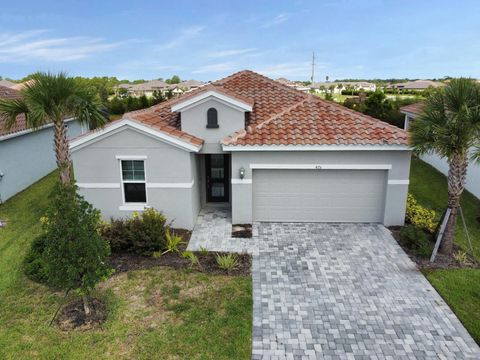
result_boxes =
[441,153,469,255]
[53,119,72,186]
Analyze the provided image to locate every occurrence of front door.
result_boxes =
[206,154,229,202]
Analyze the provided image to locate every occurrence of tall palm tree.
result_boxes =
[0,72,106,185]
[410,78,480,255]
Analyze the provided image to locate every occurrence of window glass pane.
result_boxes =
[122,170,134,180]
[124,183,146,203]
[122,160,145,181]
[122,161,133,170]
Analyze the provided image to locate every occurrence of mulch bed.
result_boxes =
[389,226,479,270]
[55,297,107,331]
[232,224,252,238]
[109,228,251,276]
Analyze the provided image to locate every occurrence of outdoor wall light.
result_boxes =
[239,167,245,179]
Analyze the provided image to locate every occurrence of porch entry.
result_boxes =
[205,154,230,202]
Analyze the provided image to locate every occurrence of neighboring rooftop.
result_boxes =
[0,85,27,137]
[123,70,408,147]
[0,79,15,88]
[10,79,35,91]
[390,80,445,90]
[400,102,425,116]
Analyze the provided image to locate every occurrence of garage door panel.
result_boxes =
[253,169,386,223]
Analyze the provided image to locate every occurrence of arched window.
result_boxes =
[206,108,219,128]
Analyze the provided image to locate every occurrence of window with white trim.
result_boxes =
[121,160,147,203]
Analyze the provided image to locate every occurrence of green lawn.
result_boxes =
[410,158,480,344]
[0,172,252,360]
[424,269,480,344]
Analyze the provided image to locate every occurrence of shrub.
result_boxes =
[99,208,168,255]
[23,234,49,284]
[198,246,209,256]
[406,193,437,233]
[399,224,432,258]
[41,184,112,313]
[162,228,184,255]
[182,251,199,267]
[216,253,239,271]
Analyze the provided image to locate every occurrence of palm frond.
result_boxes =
[409,78,480,161]
[0,98,29,130]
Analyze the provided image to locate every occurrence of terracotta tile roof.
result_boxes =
[400,102,425,117]
[0,85,28,137]
[123,70,408,147]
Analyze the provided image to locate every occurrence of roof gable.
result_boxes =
[70,119,203,152]
[171,88,253,112]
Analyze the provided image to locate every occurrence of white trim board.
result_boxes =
[115,155,148,160]
[77,181,195,189]
[119,205,149,211]
[222,144,409,152]
[69,119,202,153]
[388,179,410,185]
[0,117,78,142]
[147,180,194,188]
[249,164,392,170]
[231,178,252,184]
[77,183,120,189]
[171,90,253,112]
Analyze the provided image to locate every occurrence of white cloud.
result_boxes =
[0,30,126,62]
[207,48,257,58]
[261,13,289,28]
[157,26,205,50]
[192,62,238,74]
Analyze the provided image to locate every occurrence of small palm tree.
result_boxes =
[410,78,480,255]
[0,72,106,185]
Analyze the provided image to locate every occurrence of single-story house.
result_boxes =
[0,86,86,202]
[71,70,410,230]
[388,80,445,91]
[116,80,206,98]
[401,103,480,198]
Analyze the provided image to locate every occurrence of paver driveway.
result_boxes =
[252,223,480,359]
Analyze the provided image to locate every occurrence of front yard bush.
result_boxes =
[100,208,168,255]
[400,224,432,258]
[23,234,49,284]
[406,193,437,233]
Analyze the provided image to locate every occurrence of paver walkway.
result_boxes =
[252,223,480,359]
[187,204,258,254]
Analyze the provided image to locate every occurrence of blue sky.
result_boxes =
[1,0,479,81]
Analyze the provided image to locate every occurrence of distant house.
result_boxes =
[168,80,206,96]
[400,103,480,198]
[311,81,376,94]
[128,80,169,98]
[275,78,310,93]
[116,79,205,98]
[389,80,445,91]
[0,79,15,88]
[0,85,87,202]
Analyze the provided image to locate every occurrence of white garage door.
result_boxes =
[253,169,387,223]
